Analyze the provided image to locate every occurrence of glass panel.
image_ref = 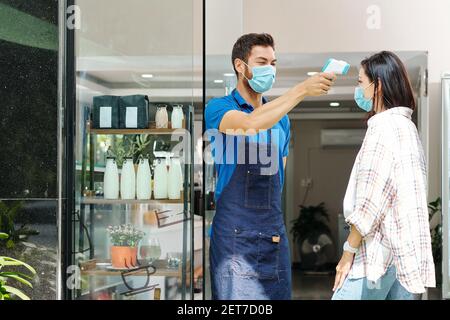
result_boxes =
[70,0,195,300]
[203,2,241,299]
[444,77,450,299]
[0,0,59,300]
[448,83,450,290]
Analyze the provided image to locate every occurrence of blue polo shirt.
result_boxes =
[205,89,290,202]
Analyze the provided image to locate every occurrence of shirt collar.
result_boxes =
[368,106,413,126]
[231,88,268,111]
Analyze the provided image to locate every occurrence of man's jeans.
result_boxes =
[332,265,422,300]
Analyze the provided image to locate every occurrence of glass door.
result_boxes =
[64,0,198,300]
[442,74,450,299]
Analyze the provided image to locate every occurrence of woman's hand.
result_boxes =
[333,251,355,292]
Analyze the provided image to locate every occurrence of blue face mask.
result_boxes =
[354,82,374,112]
[240,60,276,93]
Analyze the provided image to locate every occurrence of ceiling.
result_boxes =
[77,51,427,114]
[73,1,427,115]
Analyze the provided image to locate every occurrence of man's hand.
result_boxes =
[333,251,355,292]
[300,72,336,97]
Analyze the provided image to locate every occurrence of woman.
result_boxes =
[332,51,435,300]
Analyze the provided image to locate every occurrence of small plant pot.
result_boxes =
[111,246,138,269]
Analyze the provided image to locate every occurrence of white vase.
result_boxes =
[136,158,151,200]
[153,158,168,199]
[168,157,183,199]
[120,157,136,199]
[171,105,184,129]
[155,105,168,129]
[104,157,119,199]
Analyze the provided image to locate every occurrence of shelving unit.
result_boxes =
[80,196,184,205]
[86,120,187,135]
[80,259,181,278]
[72,106,195,300]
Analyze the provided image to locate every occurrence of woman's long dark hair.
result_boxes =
[361,51,416,115]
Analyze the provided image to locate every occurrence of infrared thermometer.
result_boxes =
[322,58,350,75]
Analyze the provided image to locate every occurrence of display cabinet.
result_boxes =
[62,0,200,300]
[70,105,195,300]
[442,73,450,299]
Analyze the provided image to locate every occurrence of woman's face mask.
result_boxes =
[240,59,276,93]
[354,82,374,112]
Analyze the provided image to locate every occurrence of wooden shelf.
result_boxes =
[81,196,183,205]
[80,259,181,278]
[87,121,186,135]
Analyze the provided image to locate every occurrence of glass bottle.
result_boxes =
[171,104,184,129]
[136,157,151,200]
[153,158,168,199]
[104,157,119,199]
[120,157,136,199]
[168,157,183,199]
[155,105,169,128]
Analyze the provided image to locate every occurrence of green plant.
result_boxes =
[428,197,442,266]
[0,201,39,249]
[133,134,152,161]
[106,224,145,247]
[0,233,36,300]
[106,137,133,168]
[290,202,331,243]
[107,135,154,167]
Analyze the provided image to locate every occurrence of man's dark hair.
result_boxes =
[231,33,275,77]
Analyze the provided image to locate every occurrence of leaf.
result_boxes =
[0,257,36,275]
[0,271,33,281]
[3,285,30,300]
[0,233,8,239]
[6,239,15,248]
[0,273,33,288]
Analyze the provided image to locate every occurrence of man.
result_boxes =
[205,33,335,300]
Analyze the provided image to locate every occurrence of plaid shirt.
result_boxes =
[343,107,435,294]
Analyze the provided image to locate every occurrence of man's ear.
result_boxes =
[234,58,245,77]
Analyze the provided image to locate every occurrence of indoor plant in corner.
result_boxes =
[107,224,145,269]
[290,202,334,271]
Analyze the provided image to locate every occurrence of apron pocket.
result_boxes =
[244,168,273,209]
[257,232,280,279]
[232,229,280,279]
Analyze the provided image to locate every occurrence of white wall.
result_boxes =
[239,0,450,202]
[206,0,243,55]
[204,0,450,269]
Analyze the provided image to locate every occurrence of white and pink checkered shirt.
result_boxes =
[343,106,435,294]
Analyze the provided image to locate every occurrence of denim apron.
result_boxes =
[209,129,291,300]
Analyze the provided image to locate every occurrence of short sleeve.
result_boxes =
[282,116,291,157]
[204,97,238,131]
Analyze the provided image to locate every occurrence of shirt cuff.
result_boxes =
[345,210,373,238]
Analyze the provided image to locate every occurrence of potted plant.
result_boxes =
[0,200,39,249]
[0,232,36,300]
[132,134,152,162]
[107,224,145,269]
[290,202,333,270]
[106,136,135,168]
[428,197,442,287]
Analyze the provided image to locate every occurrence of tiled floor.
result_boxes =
[291,269,443,300]
[292,270,334,300]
